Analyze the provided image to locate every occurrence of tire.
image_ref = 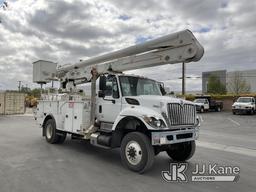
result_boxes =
[200,107,204,113]
[216,106,221,112]
[44,119,60,144]
[166,141,195,161]
[233,110,236,115]
[120,132,155,173]
[250,109,254,115]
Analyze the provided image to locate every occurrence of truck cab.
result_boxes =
[193,98,210,113]
[96,74,199,131]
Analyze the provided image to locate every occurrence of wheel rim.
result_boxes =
[46,124,53,139]
[125,141,142,165]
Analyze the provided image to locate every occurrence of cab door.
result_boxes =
[204,99,210,110]
[97,75,122,123]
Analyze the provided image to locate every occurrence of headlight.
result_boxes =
[143,116,166,128]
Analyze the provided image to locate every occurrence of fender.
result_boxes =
[42,113,55,126]
[41,113,56,136]
[112,106,166,131]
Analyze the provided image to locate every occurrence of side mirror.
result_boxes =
[98,90,105,98]
[99,76,106,91]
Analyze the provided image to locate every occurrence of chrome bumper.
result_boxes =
[151,127,199,146]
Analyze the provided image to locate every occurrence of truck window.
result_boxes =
[237,97,252,103]
[104,75,119,98]
[119,76,161,96]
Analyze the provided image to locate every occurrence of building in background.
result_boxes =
[202,70,227,94]
[202,69,256,94]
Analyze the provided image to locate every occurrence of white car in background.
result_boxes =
[232,97,256,115]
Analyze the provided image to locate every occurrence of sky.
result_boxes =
[0,0,256,92]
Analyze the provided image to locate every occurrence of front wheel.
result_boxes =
[166,141,195,161]
[120,132,155,173]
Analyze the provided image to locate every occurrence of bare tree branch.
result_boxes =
[228,72,251,95]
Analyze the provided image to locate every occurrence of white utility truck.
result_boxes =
[33,30,204,173]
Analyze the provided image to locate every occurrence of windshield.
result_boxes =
[237,97,252,103]
[194,99,206,103]
[119,76,161,96]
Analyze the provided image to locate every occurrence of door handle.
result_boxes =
[99,105,102,113]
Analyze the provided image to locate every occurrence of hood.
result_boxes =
[125,95,194,109]
[193,102,204,106]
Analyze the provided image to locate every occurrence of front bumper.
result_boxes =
[232,108,252,113]
[151,127,199,146]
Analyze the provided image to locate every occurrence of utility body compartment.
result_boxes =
[36,95,91,135]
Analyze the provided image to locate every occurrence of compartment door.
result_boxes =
[64,102,74,132]
[73,102,84,133]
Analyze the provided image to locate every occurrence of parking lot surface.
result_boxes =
[0,112,255,192]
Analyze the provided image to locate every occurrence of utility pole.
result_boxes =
[18,81,22,92]
[182,62,186,95]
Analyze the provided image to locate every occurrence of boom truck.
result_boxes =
[33,29,204,173]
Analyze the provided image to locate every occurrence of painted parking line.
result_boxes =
[227,117,240,126]
[197,141,256,157]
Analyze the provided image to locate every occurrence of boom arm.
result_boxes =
[57,29,204,85]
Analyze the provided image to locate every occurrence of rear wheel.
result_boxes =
[120,132,154,173]
[44,119,66,144]
[200,107,204,113]
[166,141,195,161]
[216,106,221,112]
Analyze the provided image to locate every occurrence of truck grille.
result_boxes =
[168,103,196,126]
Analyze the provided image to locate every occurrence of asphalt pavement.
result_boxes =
[0,112,255,192]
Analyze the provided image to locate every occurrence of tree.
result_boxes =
[228,72,250,95]
[29,88,42,98]
[207,75,226,94]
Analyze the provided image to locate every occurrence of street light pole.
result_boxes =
[182,62,186,95]
[18,81,22,92]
